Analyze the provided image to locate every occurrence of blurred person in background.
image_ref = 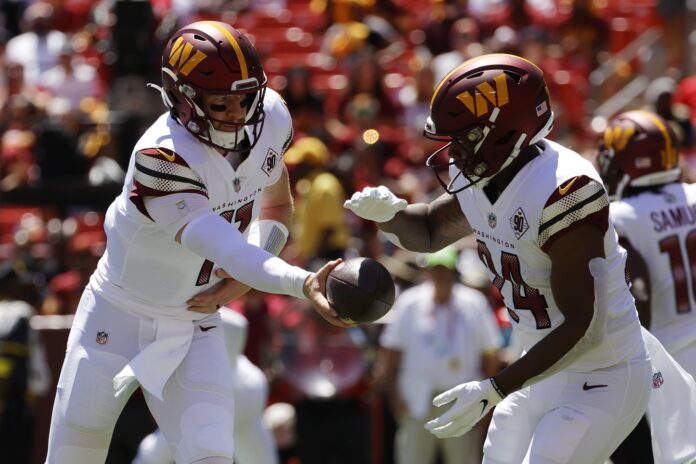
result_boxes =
[262,402,299,464]
[280,67,327,141]
[45,20,350,464]
[4,2,67,86]
[0,263,51,464]
[41,217,106,316]
[285,136,349,265]
[39,39,101,111]
[132,309,278,464]
[379,246,503,464]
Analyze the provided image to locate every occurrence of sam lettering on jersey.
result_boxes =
[130,147,208,220]
[538,175,610,252]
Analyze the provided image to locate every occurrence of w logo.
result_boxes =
[603,126,635,152]
[168,37,207,76]
[456,73,509,117]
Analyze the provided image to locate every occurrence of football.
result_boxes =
[326,257,396,324]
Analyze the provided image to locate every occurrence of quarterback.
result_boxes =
[345,54,651,463]
[45,21,348,464]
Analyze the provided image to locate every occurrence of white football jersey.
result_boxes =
[453,139,645,371]
[610,182,696,356]
[91,89,293,318]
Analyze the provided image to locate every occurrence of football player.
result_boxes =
[345,54,651,463]
[598,110,696,463]
[45,21,350,464]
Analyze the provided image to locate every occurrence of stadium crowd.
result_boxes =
[0,0,695,463]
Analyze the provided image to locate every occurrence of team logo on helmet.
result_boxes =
[168,37,207,76]
[455,73,510,117]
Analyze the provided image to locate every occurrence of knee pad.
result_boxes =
[59,347,131,434]
[173,403,235,463]
[528,406,591,463]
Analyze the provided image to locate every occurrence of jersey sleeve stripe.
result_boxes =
[539,184,609,249]
[135,161,207,191]
[133,150,208,197]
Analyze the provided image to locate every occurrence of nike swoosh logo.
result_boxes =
[558,176,578,195]
[479,399,489,416]
[156,148,176,162]
[200,325,217,332]
[582,382,608,391]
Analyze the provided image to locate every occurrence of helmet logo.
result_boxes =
[603,126,634,152]
[168,37,207,76]
[455,73,509,117]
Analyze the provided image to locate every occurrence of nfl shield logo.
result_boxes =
[96,331,108,344]
[652,371,664,389]
[488,213,497,229]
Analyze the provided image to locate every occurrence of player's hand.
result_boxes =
[187,269,251,313]
[344,186,407,223]
[303,258,355,328]
[425,379,504,438]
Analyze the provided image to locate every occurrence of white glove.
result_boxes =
[425,379,504,438]
[343,186,407,223]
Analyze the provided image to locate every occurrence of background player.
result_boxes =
[132,309,277,464]
[345,53,652,463]
[598,110,696,463]
[45,20,350,464]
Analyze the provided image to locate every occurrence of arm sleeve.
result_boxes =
[181,212,310,299]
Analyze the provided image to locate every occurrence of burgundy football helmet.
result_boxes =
[425,54,554,193]
[597,110,680,199]
[159,21,267,151]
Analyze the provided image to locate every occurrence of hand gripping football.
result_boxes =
[326,257,396,324]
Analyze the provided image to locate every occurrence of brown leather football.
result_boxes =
[326,257,395,324]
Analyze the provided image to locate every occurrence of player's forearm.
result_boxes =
[379,203,434,252]
[181,213,309,298]
[493,319,589,394]
[379,195,471,252]
[259,199,293,229]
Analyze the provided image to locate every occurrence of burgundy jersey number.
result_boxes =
[195,200,254,286]
[659,231,696,313]
[477,240,551,329]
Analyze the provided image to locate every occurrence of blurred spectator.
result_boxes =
[555,0,608,74]
[1,127,37,191]
[644,76,694,150]
[379,246,503,464]
[431,17,483,84]
[263,402,299,464]
[39,40,101,111]
[0,263,51,464]
[5,2,67,85]
[674,75,696,130]
[110,0,156,79]
[285,137,349,264]
[41,224,105,316]
[328,53,402,123]
[281,67,327,141]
